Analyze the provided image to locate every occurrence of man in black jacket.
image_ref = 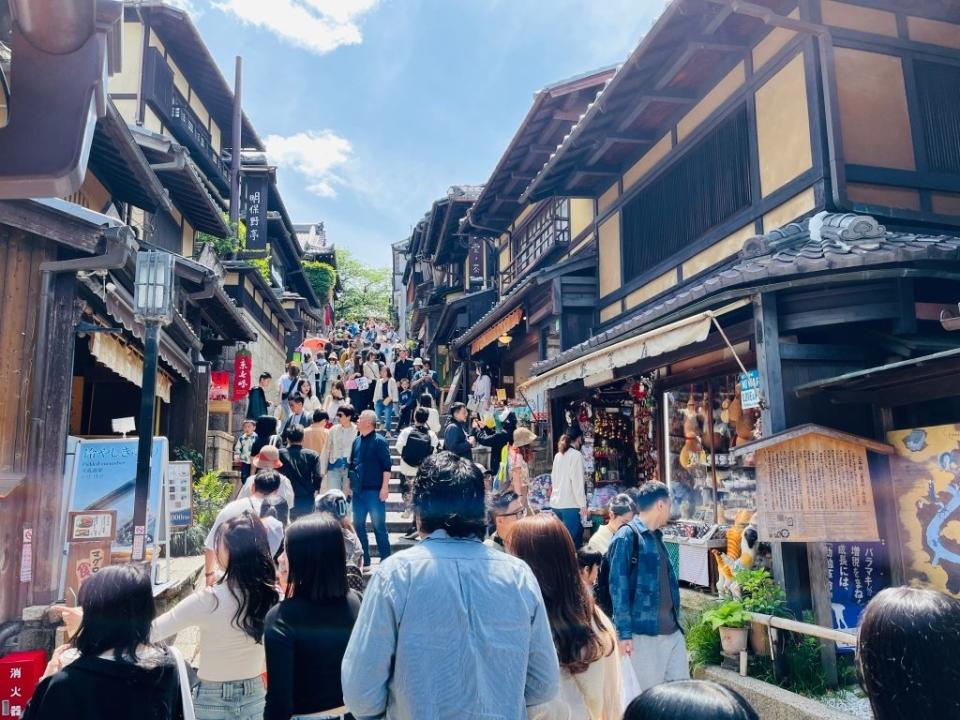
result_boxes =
[443,402,475,461]
[473,411,517,476]
[280,425,323,519]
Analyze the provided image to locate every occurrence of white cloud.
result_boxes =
[265,130,353,198]
[211,0,380,54]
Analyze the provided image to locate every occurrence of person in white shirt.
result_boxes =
[373,367,400,437]
[471,364,492,413]
[417,392,442,435]
[586,493,636,555]
[296,378,323,417]
[551,425,589,548]
[237,446,296,508]
[320,404,358,495]
[155,513,279,720]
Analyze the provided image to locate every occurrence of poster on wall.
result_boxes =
[209,371,230,401]
[66,438,167,562]
[824,540,890,639]
[888,424,960,596]
[166,461,194,529]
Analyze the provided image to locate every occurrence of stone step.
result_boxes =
[359,510,415,534]
[367,532,417,558]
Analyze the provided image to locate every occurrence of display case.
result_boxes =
[663,373,760,524]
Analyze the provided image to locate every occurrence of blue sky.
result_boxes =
[177,0,664,264]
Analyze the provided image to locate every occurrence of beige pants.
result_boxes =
[629,630,690,696]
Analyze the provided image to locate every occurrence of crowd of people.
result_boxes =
[19,324,960,720]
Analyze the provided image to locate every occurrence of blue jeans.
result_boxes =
[375,400,394,432]
[193,678,265,720]
[353,488,391,566]
[555,508,584,549]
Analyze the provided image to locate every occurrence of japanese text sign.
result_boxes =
[233,351,253,401]
[242,174,269,250]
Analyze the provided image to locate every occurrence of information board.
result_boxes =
[66,437,167,562]
[739,370,761,410]
[825,540,890,636]
[166,461,194,529]
[754,433,880,542]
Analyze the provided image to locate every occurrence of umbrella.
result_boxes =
[300,337,327,355]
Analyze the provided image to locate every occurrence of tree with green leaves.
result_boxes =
[335,248,391,322]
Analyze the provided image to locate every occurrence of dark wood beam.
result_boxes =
[0,200,102,254]
[586,134,655,166]
[778,343,867,362]
[529,144,558,155]
[617,90,698,132]
[703,5,735,35]
[552,109,583,122]
[566,168,620,191]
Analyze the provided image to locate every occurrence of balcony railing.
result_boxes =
[143,47,230,193]
[500,197,570,293]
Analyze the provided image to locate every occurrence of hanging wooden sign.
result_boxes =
[733,424,890,543]
[233,350,253,401]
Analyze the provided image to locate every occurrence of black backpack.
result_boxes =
[401,426,434,467]
[595,524,641,617]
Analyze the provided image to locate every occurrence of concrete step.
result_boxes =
[367,532,418,558]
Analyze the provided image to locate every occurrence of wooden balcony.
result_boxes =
[500,197,571,293]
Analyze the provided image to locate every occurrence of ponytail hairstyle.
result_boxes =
[215,513,279,643]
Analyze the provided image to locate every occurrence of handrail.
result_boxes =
[747,612,855,645]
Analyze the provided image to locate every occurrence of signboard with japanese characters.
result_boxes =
[468,237,484,285]
[739,370,761,410]
[0,650,46,718]
[824,540,890,638]
[65,541,112,607]
[749,427,882,542]
[66,510,117,543]
[166,461,194,529]
[233,350,253,401]
[242,174,269,250]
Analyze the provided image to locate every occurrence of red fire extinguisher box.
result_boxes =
[0,650,46,717]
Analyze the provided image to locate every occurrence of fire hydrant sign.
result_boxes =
[736,425,886,543]
[0,650,46,718]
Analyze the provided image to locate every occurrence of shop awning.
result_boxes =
[89,333,173,403]
[793,347,960,406]
[521,300,749,398]
[471,307,524,355]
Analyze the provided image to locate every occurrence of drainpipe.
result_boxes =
[27,224,136,487]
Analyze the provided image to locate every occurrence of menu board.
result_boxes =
[166,461,194,529]
[754,434,879,542]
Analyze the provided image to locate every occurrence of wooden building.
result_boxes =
[512,0,960,629]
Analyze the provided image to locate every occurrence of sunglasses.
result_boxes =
[496,507,527,520]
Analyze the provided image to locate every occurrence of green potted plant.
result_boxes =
[735,568,787,655]
[702,600,751,655]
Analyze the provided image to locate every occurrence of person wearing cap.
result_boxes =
[319,352,342,400]
[504,426,537,508]
[586,493,636,555]
[552,425,589,547]
[315,489,364,569]
[238,446,296,507]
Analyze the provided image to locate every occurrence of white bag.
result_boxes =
[619,655,642,709]
[169,645,197,720]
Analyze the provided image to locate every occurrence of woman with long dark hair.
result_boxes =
[264,513,362,719]
[251,415,279,458]
[509,513,621,720]
[153,513,279,720]
[26,566,184,720]
[296,378,322,417]
[623,680,758,720]
[856,586,960,720]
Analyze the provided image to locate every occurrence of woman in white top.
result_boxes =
[471,364,492,413]
[324,380,347,418]
[373,366,399,437]
[417,392,442,435]
[152,513,279,720]
[510,514,622,720]
[361,351,381,411]
[296,379,323,417]
[552,426,588,548]
[320,405,358,494]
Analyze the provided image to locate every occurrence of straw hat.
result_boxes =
[253,445,282,470]
[513,427,537,448]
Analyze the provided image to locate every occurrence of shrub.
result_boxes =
[173,446,204,478]
[303,261,337,301]
[735,568,787,615]
[702,600,751,630]
[193,470,233,532]
[686,615,723,669]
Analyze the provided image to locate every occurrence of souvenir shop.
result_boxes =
[538,308,768,591]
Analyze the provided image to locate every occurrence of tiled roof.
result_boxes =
[530,213,960,376]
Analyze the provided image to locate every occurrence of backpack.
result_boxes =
[595,524,641,617]
[401,427,434,467]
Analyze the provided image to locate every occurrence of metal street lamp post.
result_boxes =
[131,251,175,562]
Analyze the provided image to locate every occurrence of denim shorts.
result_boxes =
[192,677,265,720]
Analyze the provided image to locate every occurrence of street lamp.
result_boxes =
[130,251,174,562]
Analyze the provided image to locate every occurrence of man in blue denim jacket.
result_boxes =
[608,481,688,694]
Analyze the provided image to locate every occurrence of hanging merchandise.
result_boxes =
[631,375,658,483]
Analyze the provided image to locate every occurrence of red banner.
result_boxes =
[233,351,253,401]
[210,371,230,401]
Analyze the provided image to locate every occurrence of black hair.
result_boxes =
[414,407,429,424]
[419,394,434,409]
[609,493,636,517]
[381,367,392,379]
[297,379,313,397]
[488,490,520,523]
[313,410,329,423]
[412,452,486,539]
[633,480,670,511]
[251,416,278,457]
[449,402,468,419]
[214,513,279,643]
[624,680,759,720]
[289,393,305,405]
[558,424,582,453]
[577,547,602,571]
[72,565,156,662]
[337,404,355,420]
[857,587,960,720]
[285,425,305,443]
[253,470,282,495]
[284,513,348,602]
[259,372,272,381]
[260,494,289,527]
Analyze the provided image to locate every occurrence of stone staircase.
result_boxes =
[363,430,417,567]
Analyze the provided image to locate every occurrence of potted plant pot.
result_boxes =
[749,620,771,656]
[719,625,749,655]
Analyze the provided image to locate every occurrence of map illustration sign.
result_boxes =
[888,424,960,596]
